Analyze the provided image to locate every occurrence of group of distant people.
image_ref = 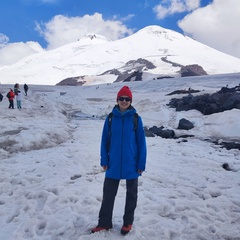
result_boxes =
[3,83,29,109]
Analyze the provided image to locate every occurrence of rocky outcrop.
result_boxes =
[56,58,208,85]
[180,64,208,77]
[116,71,143,82]
[100,69,121,75]
[115,58,156,82]
[161,57,183,68]
[56,76,85,86]
[167,85,240,115]
[166,88,201,96]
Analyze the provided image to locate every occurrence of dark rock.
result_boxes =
[158,129,175,139]
[221,141,240,150]
[123,71,143,82]
[222,94,240,110]
[100,69,121,75]
[180,64,208,77]
[222,163,232,171]
[125,58,156,69]
[168,84,240,115]
[115,58,156,82]
[148,126,175,139]
[178,139,188,143]
[56,76,85,86]
[144,127,155,137]
[177,134,195,138]
[178,118,194,130]
[166,89,200,96]
[156,76,174,80]
[218,86,240,93]
[149,126,164,136]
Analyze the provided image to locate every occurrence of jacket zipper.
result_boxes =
[120,116,124,178]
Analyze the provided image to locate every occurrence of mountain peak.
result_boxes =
[136,25,184,41]
[140,25,168,32]
[78,33,110,45]
[1,25,240,85]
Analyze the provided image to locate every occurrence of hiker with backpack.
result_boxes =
[6,89,15,109]
[24,83,29,96]
[91,86,147,235]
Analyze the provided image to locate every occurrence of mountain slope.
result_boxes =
[1,25,240,86]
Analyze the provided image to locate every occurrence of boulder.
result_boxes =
[148,126,175,139]
[178,118,194,130]
[144,127,155,137]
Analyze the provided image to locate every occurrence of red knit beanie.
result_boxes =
[117,86,132,102]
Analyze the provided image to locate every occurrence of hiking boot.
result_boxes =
[121,224,132,235]
[91,226,111,234]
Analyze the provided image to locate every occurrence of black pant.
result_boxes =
[9,100,14,109]
[98,177,138,228]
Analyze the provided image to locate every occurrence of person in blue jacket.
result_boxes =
[91,85,147,235]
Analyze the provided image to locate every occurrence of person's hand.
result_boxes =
[102,166,108,171]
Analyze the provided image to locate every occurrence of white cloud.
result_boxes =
[153,0,200,19]
[0,33,9,47]
[120,14,135,22]
[36,13,133,49]
[0,42,43,67]
[178,0,240,58]
[0,13,133,67]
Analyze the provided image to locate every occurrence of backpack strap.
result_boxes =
[133,113,138,131]
[107,113,113,152]
[108,112,113,130]
[108,112,138,133]
[107,112,138,152]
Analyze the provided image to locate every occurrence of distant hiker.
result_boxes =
[14,83,20,95]
[16,90,22,109]
[24,83,29,96]
[0,92,3,102]
[6,89,15,109]
[91,86,147,235]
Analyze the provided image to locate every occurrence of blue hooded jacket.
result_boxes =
[100,106,147,180]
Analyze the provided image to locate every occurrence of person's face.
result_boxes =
[117,95,131,112]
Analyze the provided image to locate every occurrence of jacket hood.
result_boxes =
[112,105,136,117]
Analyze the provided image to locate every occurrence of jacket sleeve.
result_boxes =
[100,116,110,167]
[136,116,147,171]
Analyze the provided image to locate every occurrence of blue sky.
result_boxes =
[0,0,211,47]
[0,0,240,63]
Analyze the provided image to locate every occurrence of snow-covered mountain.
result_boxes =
[1,25,240,86]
